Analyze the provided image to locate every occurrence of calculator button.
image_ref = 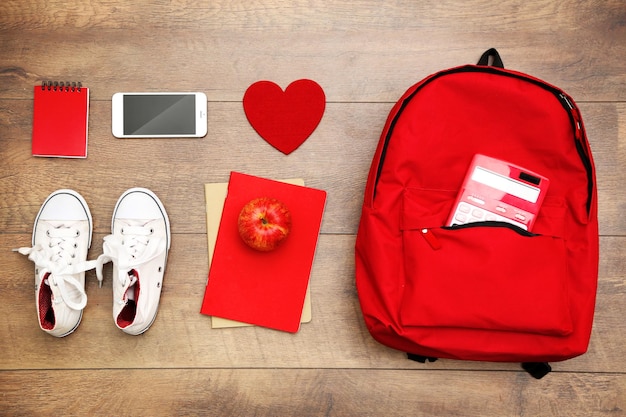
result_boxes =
[459,203,471,213]
[455,213,468,223]
[515,213,526,221]
[471,209,484,219]
[468,196,485,205]
[496,206,507,213]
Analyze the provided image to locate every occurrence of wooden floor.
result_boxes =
[1,1,625,416]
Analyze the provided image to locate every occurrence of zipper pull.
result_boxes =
[559,93,583,140]
[421,228,442,250]
[559,93,574,110]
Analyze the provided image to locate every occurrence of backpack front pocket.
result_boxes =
[399,188,573,336]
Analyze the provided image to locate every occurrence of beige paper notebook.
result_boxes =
[204,179,312,328]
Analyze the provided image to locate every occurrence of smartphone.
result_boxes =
[447,154,550,231]
[112,92,207,138]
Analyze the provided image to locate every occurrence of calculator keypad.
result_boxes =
[449,202,528,230]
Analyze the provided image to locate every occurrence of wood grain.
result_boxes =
[1,234,624,373]
[1,101,624,235]
[0,369,624,417]
[0,0,624,415]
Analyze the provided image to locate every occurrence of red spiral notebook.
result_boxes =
[32,81,89,158]
[200,172,327,333]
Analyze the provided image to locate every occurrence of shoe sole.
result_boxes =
[56,310,83,337]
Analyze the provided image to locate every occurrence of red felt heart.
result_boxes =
[243,79,326,155]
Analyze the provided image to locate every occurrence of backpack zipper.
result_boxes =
[557,92,594,214]
[420,222,537,250]
[444,221,538,237]
[373,66,594,216]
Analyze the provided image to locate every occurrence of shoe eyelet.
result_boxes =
[150,228,154,234]
[75,231,80,237]
[74,243,78,248]
[46,230,51,237]
[158,266,162,272]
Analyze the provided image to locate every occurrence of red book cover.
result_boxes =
[32,82,89,158]
[200,172,327,333]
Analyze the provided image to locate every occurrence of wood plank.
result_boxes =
[0,1,625,101]
[1,234,624,373]
[0,0,624,415]
[0,369,624,417]
[0,101,624,236]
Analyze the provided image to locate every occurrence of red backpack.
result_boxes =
[355,49,599,378]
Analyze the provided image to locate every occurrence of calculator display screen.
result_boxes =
[471,166,540,203]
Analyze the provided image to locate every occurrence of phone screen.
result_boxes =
[123,94,196,135]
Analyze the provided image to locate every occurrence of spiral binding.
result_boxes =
[41,81,82,92]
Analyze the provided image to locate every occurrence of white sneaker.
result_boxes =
[15,189,94,337]
[96,188,170,335]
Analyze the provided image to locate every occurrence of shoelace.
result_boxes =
[14,225,95,311]
[95,222,166,303]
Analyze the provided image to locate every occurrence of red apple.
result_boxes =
[238,197,292,251]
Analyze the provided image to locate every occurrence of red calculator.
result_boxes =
[448,154,550,231]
